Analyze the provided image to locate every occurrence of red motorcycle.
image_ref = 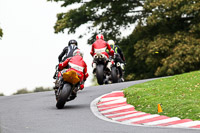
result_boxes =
[54,69,81,109]
[93,52,111,85]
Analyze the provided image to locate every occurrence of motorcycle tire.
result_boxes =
[111,66,119,83]
[96,64,104,85]
[56,83,72,109]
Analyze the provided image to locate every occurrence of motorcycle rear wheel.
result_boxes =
[96,64,104,85]
[111,67,119,83]
[56,84,72,109]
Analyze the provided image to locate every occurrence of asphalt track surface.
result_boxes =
[0,79,199,133]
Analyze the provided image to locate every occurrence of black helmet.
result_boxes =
[68,39,78,46]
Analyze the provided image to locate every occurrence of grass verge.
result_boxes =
[123,70,200,120]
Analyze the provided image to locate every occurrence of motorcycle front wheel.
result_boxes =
[56,83,72,109]
[96,64,104,85]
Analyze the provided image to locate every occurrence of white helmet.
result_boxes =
[73,49,84,57]
[108,40,115,45]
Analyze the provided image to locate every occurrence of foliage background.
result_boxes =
[13,87,53,95]
[48,0,200,80]
[0,27,3,39]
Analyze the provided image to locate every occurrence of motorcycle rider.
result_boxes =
[53,39,79,79]
[58,49,89,100]
[107,40,126,82]
[90,34,114,74]
[58,39,79,62]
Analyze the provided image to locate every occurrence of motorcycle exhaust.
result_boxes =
[94,55,98,59]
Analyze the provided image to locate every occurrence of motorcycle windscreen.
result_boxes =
[62,70,80,85]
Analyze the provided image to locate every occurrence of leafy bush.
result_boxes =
[13,87,53,95]
[13,88,30,95]
[0,27,3,39]
[33,87,53,92]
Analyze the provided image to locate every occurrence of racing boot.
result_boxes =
[79,84,84,90]
[53,79,59,94]
[68,87,79,101]
[53,71,57,79]
[120,63,125,71]
[69,91,77,101]
[120,67,125,82]
[120,78,125,82]
[92,62,96,74]
[106,61,112,72]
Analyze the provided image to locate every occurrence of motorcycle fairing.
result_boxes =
[62,70,80,85]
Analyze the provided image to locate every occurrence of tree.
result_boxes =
[13,88,30,95]
[13,87,53,95]
[0,27,3,39]
[0,93,4,96]
[48,0,200,80]
[47,0,144,43]
[122,0,200,80]
[33,87,52,92]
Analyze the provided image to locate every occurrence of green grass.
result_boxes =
[123,70,200,120]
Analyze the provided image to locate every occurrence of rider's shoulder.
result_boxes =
[63,46,69,50]
[115,44,120,47]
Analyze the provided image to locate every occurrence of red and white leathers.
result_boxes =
[90,38,114,72]
[58,55,89,90]
[90,39,114,58]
